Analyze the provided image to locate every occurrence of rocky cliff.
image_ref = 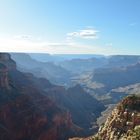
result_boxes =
[11,53,105,136]
[45,85,105,136]
[0,63,9,89]
[0,53,80,140]
[93,95,140,140]
[72,95,140,140]
[0,53,16,89]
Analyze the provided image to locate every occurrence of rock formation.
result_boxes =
[0,63,9,89]
[70,95,140,140]
[0,53,80,140]
[0,53,16,70]
[0,53,16,89]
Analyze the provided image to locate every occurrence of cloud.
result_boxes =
[14,35,32,40]
[0,35,117,55]
[67,28,99,39]
[0,36,75,53]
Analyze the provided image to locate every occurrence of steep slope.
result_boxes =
[92,95,140,140]
[11,53,72,85]
[80,62,140,102]
[11,53,106,135]
[45,85,105,136]
[66,55,140,104]
[67,85,105,131]
[71,94,140,140]
[0,53,80,140]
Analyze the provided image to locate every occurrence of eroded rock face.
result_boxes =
[0,53,16,89]
[0,53,80,140]
[45,84,105,136]
[92,95,140,140]
[0,53,16,70]
[0,63,9,89]
[71,95,140,140]
[0,53,11,61]
[0,93,79,140]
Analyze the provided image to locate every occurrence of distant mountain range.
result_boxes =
[29,53,105,62]
[11,53,72,85]
[92,62,140,91]
[67,55,140,103]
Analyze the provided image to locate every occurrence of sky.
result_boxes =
[0,0,140,55]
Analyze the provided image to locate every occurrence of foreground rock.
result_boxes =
[71,94,140,140]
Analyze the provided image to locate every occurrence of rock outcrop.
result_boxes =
[70,95,140,140]
[0,63,9,89]
[0,53,16,89]
[0,53,16,70]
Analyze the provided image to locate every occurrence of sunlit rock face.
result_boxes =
[74,95,140,140]
[69,95,140,140]
[93,95,140,140]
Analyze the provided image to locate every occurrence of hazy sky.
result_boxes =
[0,0,139,54]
